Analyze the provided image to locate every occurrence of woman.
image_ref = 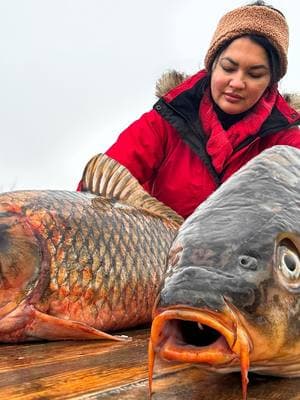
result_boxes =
[78,1,300,219]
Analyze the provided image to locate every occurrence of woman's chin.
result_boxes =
[217,100,247,115]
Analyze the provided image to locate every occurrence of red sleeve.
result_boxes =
[105,109,167,186]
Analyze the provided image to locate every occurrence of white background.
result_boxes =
[1,0,299,192]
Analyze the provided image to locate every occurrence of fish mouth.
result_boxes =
[148,304,252,399]
[150,306,239,364]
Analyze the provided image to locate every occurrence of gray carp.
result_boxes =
[0,154,182,342]
[149,145,300,399]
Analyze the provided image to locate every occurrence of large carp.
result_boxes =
[0,154,182,342]
[149,145,300,399]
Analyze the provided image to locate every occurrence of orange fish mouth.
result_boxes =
[148,304,252,400]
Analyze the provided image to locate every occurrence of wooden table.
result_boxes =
[0,328,299,399]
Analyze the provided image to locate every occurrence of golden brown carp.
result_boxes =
[149,146,300,400]
[0,154,182,342]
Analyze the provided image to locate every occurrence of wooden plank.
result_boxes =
[0,329,149,399]
[0,328,298,399]
[97,367,300,400]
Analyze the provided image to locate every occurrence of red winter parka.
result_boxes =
[87,70,300,219]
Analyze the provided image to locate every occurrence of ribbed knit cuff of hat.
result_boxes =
[204,5,289,79]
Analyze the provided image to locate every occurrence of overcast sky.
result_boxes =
[1,0,299,192]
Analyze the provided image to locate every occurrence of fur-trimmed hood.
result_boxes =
[155,70,300,112]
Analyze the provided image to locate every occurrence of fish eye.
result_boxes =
[283,253,297,271]
[0,224,9,251]
[279,247,300,280]
[275,238,300,293]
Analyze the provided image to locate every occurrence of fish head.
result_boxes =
[0,202,42,338]
[151,230,300,376]
[149,146,300,398]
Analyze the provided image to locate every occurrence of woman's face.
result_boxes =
[210,36,271,115]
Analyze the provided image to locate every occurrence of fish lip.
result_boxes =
[149,305,252,400]
[150,304,251,366]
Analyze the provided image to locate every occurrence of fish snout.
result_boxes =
[151,267,255,399]
[158,266,256,312]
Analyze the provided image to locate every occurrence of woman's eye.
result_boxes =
[221,65,235,73]
[248,73,263,79]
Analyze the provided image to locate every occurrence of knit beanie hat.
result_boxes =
[204,4,289,79]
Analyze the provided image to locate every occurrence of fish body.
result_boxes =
[149,145,300,398]
[0,155,182,342]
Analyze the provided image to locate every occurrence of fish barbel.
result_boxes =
[149,145,300,399]
[0,154,182,342]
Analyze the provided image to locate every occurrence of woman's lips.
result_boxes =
[224,92,243,103]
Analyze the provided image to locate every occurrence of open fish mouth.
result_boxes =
[148,305,252,400]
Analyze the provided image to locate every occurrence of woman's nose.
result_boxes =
[229,75,246,89]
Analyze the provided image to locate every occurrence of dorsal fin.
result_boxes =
[81,153,183,226]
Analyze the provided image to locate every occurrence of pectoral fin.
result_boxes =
[26,308,130,341]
